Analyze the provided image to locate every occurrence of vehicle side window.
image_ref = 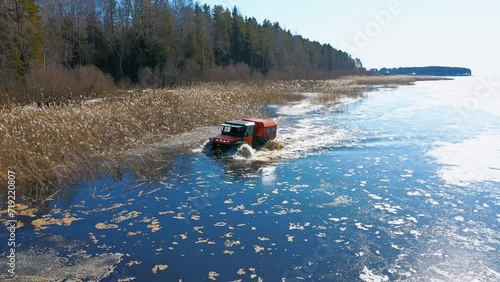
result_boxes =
[266,127,276,134]
[246,126,255,136]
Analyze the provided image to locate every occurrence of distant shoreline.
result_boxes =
[0,75,449,198]
[371,66,472,76]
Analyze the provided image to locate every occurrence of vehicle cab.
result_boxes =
[212,120,256,149]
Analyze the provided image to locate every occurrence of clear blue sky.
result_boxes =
[201,0,499,75]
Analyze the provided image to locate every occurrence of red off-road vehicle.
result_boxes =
[209,118,277,152]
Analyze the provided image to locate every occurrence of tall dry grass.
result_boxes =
[1,65,116,106]
[0,75,447,195]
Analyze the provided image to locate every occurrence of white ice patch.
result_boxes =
[428,133,500,186]
[420,75,500,117]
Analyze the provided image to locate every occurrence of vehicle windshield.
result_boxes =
[221,125,245,137]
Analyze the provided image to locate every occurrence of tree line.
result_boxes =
[372,66,472,76]
[0,0,362,104]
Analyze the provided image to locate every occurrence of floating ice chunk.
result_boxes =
[355,222,370,231]
[373,203,400,214]
[426,199,439,206]
[410,230,421,238]
[359,266,389,282]
[289,223,305,230]
[208,271,219,281]
[254,245,264,253]
[388,219,405,225]
[406,216,418,223]
[391,244,403,250]
[407,191,422,197]
[368,194,383,200]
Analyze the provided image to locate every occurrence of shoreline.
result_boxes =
[0,75,448,197]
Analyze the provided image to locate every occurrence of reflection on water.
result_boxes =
[1,77,499,281]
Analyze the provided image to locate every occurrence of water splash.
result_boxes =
[233,143,256,159]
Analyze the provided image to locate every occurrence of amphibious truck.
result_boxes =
[209,118,277,152]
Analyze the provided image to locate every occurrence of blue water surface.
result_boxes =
[2,77,499,281]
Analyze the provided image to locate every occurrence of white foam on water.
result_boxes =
[197,95,359,161]
[253,117,354,161]
[276,93,361,116]
[337,96,363,105]
[233,143,256,159]
[428,133,500,186]
[276,100,324,116]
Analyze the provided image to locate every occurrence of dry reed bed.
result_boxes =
[0,76,443,192]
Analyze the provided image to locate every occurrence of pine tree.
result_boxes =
[212,5,231,66]
[230,7,247,64]
[13,0,44,75]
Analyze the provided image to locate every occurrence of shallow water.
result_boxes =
[1,77,499,281]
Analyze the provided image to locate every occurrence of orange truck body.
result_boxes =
[210,118,277,150]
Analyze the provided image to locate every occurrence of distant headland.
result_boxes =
[370,66,472,76]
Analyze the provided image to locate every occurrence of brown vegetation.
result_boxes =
[264,140,284,151]
[0,75,445,196]
[0,65,116,106]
